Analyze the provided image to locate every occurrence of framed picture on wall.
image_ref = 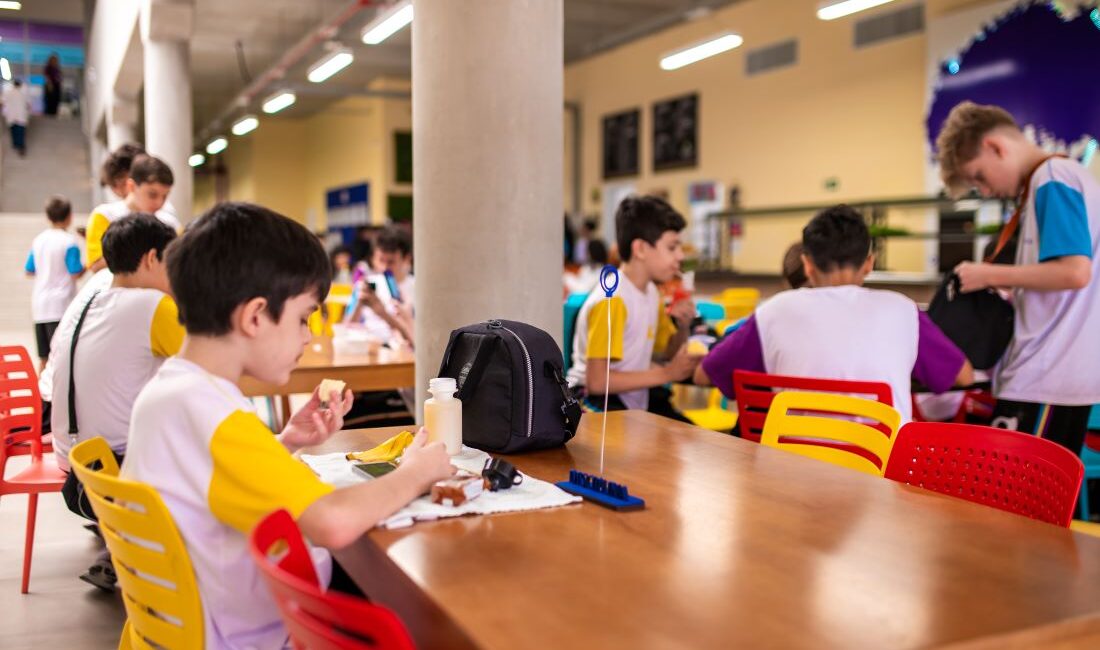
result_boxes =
[652,93,697,172]
[602,108,640,179]
[394,131,413,184]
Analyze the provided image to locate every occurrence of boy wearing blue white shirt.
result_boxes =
[25,196,85,368]
[937,101,1100,454]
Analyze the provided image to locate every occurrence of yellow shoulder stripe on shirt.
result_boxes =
[150,295,185,357]
[85,211,111,265]
[586,296,626,361]
[208,410,333,535]
[654,305,677,356]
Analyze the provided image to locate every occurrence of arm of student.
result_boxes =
[85,211,110,270]
[586,356,678,395]
[694,315,766,398]
[956,256,1091,292]
[654,300,691,362]
[913,312,973,392]
[24,251,35,276]
[297,430,455,549]
[65,244,85,278]
[149,296,186,357]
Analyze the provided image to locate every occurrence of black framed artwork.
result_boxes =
[602,108,640,179]
[652,93,697,171]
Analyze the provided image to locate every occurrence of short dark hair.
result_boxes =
[167,202,331,336]
[802,205,870,272]
[100,144,146,188]
[782,242,808,289]
[588,239,609,266]
[102,214,178,274]
[45,196,71,223]
[615,195,685,262]
[377,226,412,257]
[129,154,174,187]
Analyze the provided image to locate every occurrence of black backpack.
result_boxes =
[437,319,581,453]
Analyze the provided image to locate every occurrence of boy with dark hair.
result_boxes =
[567,195,699,420]
[99,143,146,199]
[348,225,415,345]
[936,101,1100,453]
[50,213,182,589]
[26,195,84,369]
[122,202,453,647]
[696,205,973,422]
[86,153,180,273]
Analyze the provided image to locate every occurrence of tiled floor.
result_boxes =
[0,456,127,649]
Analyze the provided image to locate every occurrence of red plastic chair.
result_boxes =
[733,370,894,442]
[0,346,67,593]
[0,346,52,457]
[884,422,1084,527]
[250,509,416,650]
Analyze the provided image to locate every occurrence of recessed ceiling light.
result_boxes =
[362,1,413,45]
[262,91,296,114]
[660,33,743,71]
[308,48,354,83]
[817,0,897,21]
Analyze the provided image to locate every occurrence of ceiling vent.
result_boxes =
[746,39,798,76]
[854,3,924,48]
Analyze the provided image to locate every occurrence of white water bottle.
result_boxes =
[424,377,462,455]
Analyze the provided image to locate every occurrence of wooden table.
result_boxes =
[304,412,1100,649]
[239,336,414,426]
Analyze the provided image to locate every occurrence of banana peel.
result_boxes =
[345,430,416,463]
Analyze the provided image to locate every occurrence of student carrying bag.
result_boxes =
[927,155,1063,370]
[437,319,581,453]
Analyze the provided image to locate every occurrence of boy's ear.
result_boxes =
[234,297,269,338]
[126,178,137,196]
[860,253,875,277]
[141,248,159,271]
[800,253,816,279]
[631,238,647,261]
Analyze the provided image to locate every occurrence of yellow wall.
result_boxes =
[202,81,411,229]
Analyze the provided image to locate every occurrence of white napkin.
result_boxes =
[300,446,582,529]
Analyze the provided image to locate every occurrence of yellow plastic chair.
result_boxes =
[760,391,902,476]
[1071,520,1100,537]
[69,438,203,650]
[683,389,738,433]
[717,287,760,321]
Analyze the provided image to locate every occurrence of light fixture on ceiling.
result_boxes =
[362,1,413,45]
[659,32,743,71]
[262,90,296,114]
[188,153,206,167]
[231,115,259,136]
[817,0,898,21]
[206,137,228,155]
[0,2,23,11]
[307,46,354,83]
[0,57,10,81]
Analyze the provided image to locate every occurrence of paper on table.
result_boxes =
[300,446,582,529]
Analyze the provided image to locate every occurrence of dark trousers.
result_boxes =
[62,450,125,522]
[10,123,26,153]
[990,399,1089,456]
[578,385,692,424]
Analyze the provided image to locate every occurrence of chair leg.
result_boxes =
[22,493,38,594]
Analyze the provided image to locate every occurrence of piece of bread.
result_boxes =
[318,378,347,406]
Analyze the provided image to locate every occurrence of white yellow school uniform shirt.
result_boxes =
[51,287,184,468]
[567,278,676,410]
[123,357,334,650]
[85,200,182,267]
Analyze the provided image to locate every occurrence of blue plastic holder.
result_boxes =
[556,470,645,511]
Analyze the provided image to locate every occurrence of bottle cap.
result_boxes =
[429,377,457,395]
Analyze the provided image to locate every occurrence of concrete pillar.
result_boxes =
[141,0,194,222]
[106,93,139,151]
[89,137,108,205]
[412,0,563,417]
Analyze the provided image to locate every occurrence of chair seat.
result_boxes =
[1,456,66,494]
[9,433,53,457]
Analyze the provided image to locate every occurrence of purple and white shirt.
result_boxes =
[701,285,966,422]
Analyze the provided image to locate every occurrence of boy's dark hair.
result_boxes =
[100,143,146,187]
[45,196,72,223]
[802,205,870,272]
[166,202,331,335]
[588,239,609,266]
[615,195,685,262]
[102,214,178,274]
[782,242,808,289]
[129,154,174,187]
[377,226,412,257]
[582,218,598,234]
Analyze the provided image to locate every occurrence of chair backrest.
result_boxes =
[696,300,725,322]
[0,345,44,470]
[562,292,588,369]
[250,509,416,650]
[761,391,902,476]
[718,287,760,320]
[68,438,204,650]
[733,369,894,442]
[884,422,1084,527]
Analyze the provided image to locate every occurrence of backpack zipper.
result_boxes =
[490,320,534,438]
